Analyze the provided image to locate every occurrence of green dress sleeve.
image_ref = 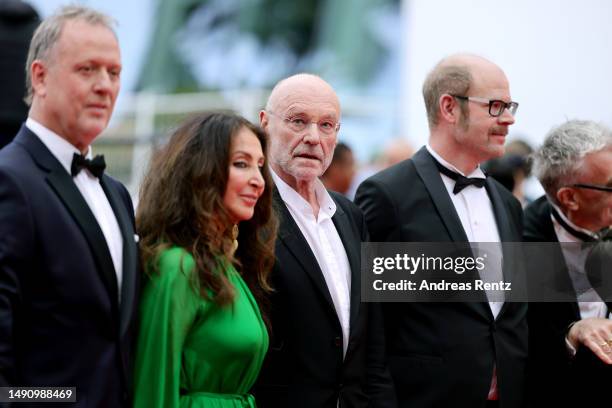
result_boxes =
[133,247,201,408]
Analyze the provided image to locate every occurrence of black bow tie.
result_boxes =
[432,158,486,194]
[71,153,106,178]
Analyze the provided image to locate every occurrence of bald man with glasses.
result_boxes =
[355,54,527,408]
[254,73,394,408]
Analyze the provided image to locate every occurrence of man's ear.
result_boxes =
[30,60,48,98]
[439,94,459,124]
[557,187,579,211]
[259,110,268,129]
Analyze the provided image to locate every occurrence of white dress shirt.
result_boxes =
[272,169,352,356]
[551,203,610,355]
[26,118,124,301]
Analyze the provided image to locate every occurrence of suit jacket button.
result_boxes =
[491,322,497,332]
[334,336,342,347]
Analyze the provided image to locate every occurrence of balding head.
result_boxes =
[261,73,341,192]
[423,54,515,173]
[423,54,506,129]
[265,73,340,114]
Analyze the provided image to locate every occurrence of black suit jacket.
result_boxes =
[524,195,612,406]
[0,126,140,407]
[254,189,394,408]
[354,146,527,408]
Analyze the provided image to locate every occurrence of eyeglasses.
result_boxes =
[570,183,612,192]
[266,110,340,136]
[451,95,519,117]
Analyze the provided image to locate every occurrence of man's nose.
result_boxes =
[301,123,323,144]
[93,70,114,94]
[498,107,515,125]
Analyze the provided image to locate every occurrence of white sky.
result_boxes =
[28,0,612,154]
[402,0,612,148]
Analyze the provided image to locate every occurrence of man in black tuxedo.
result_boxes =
[254,73,394,408]
[355,54,527,408]
[0,6,139,407]
[524,120,612,406]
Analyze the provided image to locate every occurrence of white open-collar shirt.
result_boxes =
[272,168,352,357]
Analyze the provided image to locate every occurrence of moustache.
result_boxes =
[489,127,508,136]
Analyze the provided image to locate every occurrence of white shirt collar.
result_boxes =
[426,144,486,178]
[25,117,92,175]
[270,167,336,218]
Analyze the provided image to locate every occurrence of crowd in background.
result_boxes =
[0,3,611,408]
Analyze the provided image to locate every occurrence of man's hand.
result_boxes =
[567,318,612,364]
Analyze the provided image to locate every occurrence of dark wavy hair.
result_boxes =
[136,111,277,311]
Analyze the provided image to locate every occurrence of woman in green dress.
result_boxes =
[133,112,277,408]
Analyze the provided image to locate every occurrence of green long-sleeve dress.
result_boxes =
[133,247,269,408]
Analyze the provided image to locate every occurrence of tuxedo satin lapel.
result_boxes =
[330,202,361,334]
[19,127,119,305]
[100,176,137,336]
[486,179,527,320]
[413,147,469,242]
[14,126,58,172]
[485,179,518,288]
[413,148,492,320]
[485,180,514,242]
[274,192,337,316]
[45,167,119,304]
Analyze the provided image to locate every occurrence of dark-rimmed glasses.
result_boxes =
[266,110,340,136]
[451,95,519,117]
[570,183,612,192]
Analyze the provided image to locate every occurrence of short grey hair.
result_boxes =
[24,5,116,105]
[533,120,612,203]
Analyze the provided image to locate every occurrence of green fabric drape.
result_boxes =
[133,247,268,408]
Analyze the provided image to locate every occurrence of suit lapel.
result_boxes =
[19,127,119,307]
[413,147,469,242]
[541,201,581,318]
[274,192,337,317]
[100,176,137,336]
[484,179,514,284]
[330,201,361,334]
[413,147,494,319]
[46,164,119,304]
[485,179,525,321]
[485,179,514,242]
